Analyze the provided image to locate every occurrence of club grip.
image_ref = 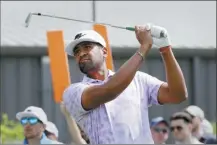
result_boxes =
[126,27,135,31]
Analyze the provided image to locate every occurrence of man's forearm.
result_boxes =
[161,47,188,102]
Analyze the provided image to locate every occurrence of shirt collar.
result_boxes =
[82,69,114,83]
[23,133,54,144]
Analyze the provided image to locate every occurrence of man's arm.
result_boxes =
[60,103,87,144]
[157,47,188,104]
[150,25,188,104]
[82,26,153,110]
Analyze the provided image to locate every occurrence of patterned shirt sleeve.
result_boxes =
[63,83,90,120]
[136,71,165,106]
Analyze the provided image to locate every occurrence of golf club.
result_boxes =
[25,12,167,38]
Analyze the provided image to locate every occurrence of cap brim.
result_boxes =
[16,112,46,124]
[65,38,102,56]
[151,120,168,127]
[16,112,38,121]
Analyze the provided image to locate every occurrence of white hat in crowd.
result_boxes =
[185,105,205,120]
[16,106,48,124]
[65,30,106,56]
[45,121,59,138]
[201,119,213,135]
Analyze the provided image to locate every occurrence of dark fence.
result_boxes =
[0,46,216,143]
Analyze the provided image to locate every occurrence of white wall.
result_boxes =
[96,1,216,48]
[1,1,93,46]
[1,1,216,48]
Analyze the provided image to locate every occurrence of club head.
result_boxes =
[25,12,33,28]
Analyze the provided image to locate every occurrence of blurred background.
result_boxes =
[0,1,216,144]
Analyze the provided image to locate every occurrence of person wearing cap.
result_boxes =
[16,106,58,144]
[45,121,63,144]
[199,119,215,143]
[63,24,188,144]
[184,105,206,139]
[150,117,169,144]
[169,112,203,144]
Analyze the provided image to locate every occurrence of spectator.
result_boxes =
[184,105,205,139]
[45,121,63,144]
[199,119,215,143]
[60,102,87,144]
[200,133,217,144]
[170,112,203,144]
[16,106,58,144]
[150,117,169,144]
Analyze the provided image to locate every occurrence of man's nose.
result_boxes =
[79,50,87,57]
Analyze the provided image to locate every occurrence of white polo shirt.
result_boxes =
[63,70,164,144]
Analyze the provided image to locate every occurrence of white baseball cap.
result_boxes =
[65,30,106,56]
[16,106,48,124]
[45,121,59,138]
[185,105,205,120]
[201,119,213,135]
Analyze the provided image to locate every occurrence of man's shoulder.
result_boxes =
[135,71,151,80]
[64,82,87,92]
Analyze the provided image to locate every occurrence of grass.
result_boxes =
[212,122,216,134]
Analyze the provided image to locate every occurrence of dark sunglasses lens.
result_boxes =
[177,126,182,131]
[154,128,168,133]
[170,126,182,132]
[154,128,161,132]
[162,129,168,133]
[21,118,28,125]
[29,117,39,125]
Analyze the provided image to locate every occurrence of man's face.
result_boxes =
[73,42,107,74]
[191,116,201,131]
[151,122,169,144]
[170,119,192,142]
[21,117,45,139]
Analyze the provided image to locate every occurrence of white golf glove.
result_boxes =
[147,23,172,49]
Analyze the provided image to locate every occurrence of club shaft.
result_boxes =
[31,13,126,30]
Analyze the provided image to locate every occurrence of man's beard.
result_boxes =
[79,61,96,74]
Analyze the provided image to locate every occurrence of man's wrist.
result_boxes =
[139,45,149,55]
[159,46,172,53]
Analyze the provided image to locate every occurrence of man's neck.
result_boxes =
[27,134,42,145]
[87,64,109,81]
[176,135,193,144]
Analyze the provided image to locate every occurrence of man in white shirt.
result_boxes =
[63,24,188,144]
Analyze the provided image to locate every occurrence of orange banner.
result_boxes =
[93,24,115,71]
[46,31,71,103]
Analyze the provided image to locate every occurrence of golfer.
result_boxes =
[63,24,188,144]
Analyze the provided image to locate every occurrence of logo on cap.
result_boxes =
[74,33,86,40]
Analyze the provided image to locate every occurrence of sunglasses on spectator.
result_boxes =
[20,117,42,125]
[170,126,183,132]
[153,127,168,133]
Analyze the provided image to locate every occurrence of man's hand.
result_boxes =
[148,24,172,49]
[135,25,153,55]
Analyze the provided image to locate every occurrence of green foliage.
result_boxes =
[212,122,216,135]
[0,113,24,143]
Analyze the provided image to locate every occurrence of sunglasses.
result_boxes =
[153,127,168,133]
[20,117,42,125]
[170,126,183,132]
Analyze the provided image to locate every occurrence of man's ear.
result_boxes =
[102,47,108,57]
[41,124,46,131]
